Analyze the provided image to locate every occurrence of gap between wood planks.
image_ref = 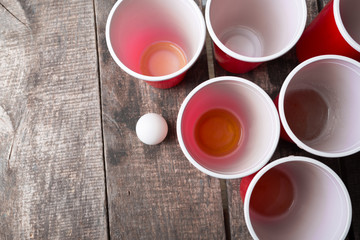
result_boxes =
[205,31,232,240]
[92,0,111,239]
[95,0,232,237]
[0,2,30,29]
[203,0,232,237]
[339,160,355,240]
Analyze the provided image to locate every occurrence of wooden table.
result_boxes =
[1,0,359,239]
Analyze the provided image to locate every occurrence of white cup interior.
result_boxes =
[177,77,279,179]
[245,156,352,240]
[335,0,360,52]
[206,0,306,60]
[279,55,360,157]
[106,0,205,79]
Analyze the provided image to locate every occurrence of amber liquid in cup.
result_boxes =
[250,168,295,217]
[194,108,242,157]
[140,41,187,76]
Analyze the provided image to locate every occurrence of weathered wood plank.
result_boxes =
[95,0,226,239]
[0,0,107,239]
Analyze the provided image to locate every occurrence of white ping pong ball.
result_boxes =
[136,113,168,145]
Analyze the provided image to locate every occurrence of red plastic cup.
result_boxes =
[177,77,280,179]
[240,156,352,240]
[106,0,206,89]
[205,0,307,73]
[296,0,360,62]
[277,55,360,158]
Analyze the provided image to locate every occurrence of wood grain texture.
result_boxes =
[2,0,359,239]
[95,0,226,239]
[0,0,107,239]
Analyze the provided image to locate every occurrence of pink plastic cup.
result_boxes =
[177,77,280,179]
[205,0,307,73]
[106,0,206,89]
[240,156,352,240]
[277,55,360,158]
[296,0,360,63]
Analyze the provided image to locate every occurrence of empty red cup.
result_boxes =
[205,0,307,73]
[296,0,360,62]
[277,55,360,158]
[106,0,206,89]
[240,156,352,240]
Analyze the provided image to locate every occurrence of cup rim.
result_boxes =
[243,156,352,240]
[205,0,307,63]
[105,0,206,82]
[334,0,360,52]
[278,54,360,158]
[176,76,280,179]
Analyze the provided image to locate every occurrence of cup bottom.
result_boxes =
[249,168,295,219]
[140,41,187,76]
[194,108,243,157]
[284,88,329,143]
[219,26,263,57]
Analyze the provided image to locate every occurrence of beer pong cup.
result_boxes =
[177,77,280,179]
[205,0,307,73]
[296,0,360,62]
[240,156,352,240]
[277,55,360,157]
[106,0,206,89]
